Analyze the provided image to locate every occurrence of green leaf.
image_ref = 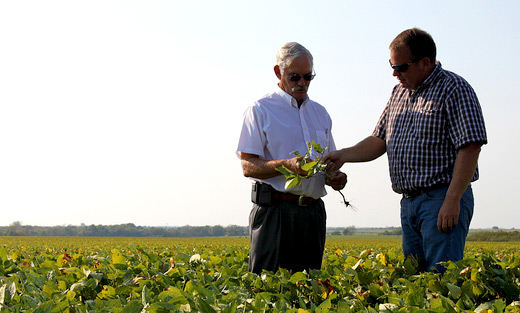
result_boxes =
[121,300,142,313]
[285,177,301,189]
[32,300,54,313]
[289,272,307,284]
[148,302,180,313]
[440,296,458,313]
[315,298,331,312]
[111,249,127,265]
[474,302,492,312]
[301,161,317,171]
[428,279,447,294]
[142,285,151,306]
[313,142,324,154]
[276,166,294,176]
[446,283,461,300]
[0,246,7,264]
[368,283,385,299]
[404,257,417,274]
[157,288,188,304]
[6,282,15,301]
[196,298,217,313]
[405,287,425,307]
[493,299,506,312]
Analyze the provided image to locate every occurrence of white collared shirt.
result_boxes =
[237,86,336,199]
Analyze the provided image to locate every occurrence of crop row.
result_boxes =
[0,236,519,312]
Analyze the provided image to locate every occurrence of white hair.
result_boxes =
[276,42,313,72]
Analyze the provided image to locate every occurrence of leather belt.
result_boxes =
[402,183,450,198]
[272,190,316,206]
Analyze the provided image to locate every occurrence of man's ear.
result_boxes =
[418,57,433,70]
[274,65,282,79]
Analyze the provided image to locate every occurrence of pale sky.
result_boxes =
[1,1,519,229]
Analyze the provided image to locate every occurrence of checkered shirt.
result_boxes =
[373,63,487,193]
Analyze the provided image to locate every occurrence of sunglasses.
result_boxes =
[287,72,316,82]
[389,60,416,73]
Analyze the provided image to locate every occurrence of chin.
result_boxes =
[291,93,306,99]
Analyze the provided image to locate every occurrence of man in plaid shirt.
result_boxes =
[324,28,487,272]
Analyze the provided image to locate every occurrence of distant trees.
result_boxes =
[343,226,356,235]
[6,221,23,236]
[0,223,249,237]
[467,230,520,242]
[381,227,402,236]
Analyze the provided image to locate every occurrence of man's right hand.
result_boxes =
[323,150,346,172]
[283,156,309,176]
[323,136,387,172]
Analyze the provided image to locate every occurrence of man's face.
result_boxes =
[276,55,313,104]
[390,46,425,91]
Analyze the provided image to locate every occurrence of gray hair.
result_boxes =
[276,42,313,73]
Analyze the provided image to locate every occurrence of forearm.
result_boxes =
[338,135,387,163]
[445,143,482,203]
[437,142,482,232]
[241,156,285,179]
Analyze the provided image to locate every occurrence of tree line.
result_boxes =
[467,230,520,242]
[0,222,249,237]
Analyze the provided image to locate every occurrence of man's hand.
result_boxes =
[323,150,346,173]
[284,156,309,176]
[326,171,347,191]
[437,199,460,232]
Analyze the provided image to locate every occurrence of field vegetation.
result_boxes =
[1,236,519,312]
[467,230,520,242]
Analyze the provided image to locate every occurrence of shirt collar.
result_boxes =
[275,85,309,108]
[414,62,443,94]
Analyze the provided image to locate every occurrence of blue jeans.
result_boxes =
[400,185,474,272]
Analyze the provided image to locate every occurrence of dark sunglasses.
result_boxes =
[288,72,316,82]
[389,60,416,73]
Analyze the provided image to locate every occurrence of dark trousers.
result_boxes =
[248,198,326,274]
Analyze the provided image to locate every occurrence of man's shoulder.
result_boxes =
[435,67,473,89]
[256,90,281,104]
[246,91,285,116]
[305,98,329,113]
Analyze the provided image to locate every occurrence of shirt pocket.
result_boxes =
[315,130,330,150]
[413,104,445,140]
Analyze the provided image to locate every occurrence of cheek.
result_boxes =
[281,80,294,91]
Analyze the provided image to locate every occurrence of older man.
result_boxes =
[237,42,347,274]
[325,28,487,272]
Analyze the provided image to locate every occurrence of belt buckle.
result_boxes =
[298,195,307,206]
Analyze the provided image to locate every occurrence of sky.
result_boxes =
[1,1,519,229]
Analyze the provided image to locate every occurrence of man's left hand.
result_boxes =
[437,200,460,233]
[326,171,347,191]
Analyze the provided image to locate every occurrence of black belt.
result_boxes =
[401,183,450,198]
[272,189,316,206]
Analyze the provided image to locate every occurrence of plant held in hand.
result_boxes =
[276,141,355,210]
[276,141,328,189]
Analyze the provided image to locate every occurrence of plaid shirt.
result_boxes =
[373,63,487,193]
